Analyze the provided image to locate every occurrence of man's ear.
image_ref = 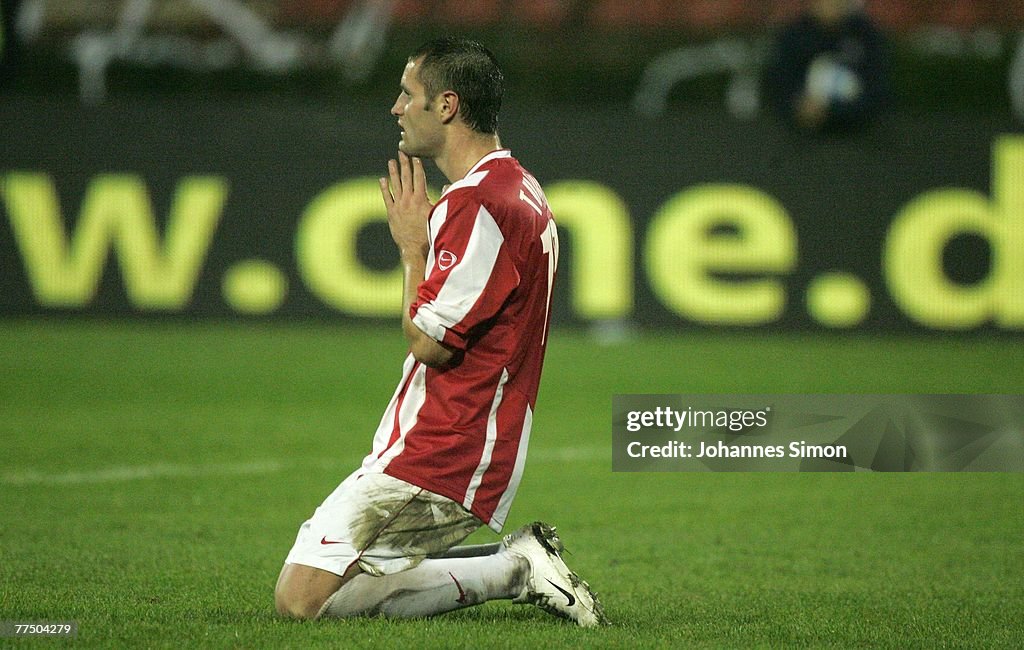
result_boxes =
[438,91,460,125]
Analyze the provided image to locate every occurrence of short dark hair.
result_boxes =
[410,37,504,134]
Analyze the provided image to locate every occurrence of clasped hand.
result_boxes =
[379,152,434,259]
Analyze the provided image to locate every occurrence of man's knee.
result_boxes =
[274,585,322,620]
[274,563,345,620]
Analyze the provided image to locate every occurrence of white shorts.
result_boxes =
[284,470,481,577]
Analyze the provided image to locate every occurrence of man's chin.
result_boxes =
[398,140,433,158]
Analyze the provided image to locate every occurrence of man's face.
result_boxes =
[391,58,443,158]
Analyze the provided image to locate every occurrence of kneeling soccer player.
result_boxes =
[273,37,607,627]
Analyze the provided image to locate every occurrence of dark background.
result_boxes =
[2,0,1022,331]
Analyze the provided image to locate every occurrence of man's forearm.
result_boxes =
[400,250,454,368]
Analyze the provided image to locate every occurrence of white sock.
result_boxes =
[318,549,528,619]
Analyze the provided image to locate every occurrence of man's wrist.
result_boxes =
[399,246,428,263]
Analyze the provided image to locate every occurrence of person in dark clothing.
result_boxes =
[0,0,23,86]
[763,0,889,133]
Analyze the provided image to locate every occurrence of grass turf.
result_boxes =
[1,320,1022,648]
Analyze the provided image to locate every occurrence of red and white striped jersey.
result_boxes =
[360,150,559,532]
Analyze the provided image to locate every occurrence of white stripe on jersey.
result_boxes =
[463,367,509,512]
[412,204,505,342]
[424,200,448,277]
[370,360,427,472]
[490,403,532,531]
[362,354,415,472]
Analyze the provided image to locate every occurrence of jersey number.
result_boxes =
[520,176,558,345]
[539,219,558,345]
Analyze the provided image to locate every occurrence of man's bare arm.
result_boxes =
[380,152,455,368]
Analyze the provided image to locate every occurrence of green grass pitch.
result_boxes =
[1,320,1022,648]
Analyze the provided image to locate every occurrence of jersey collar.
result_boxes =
[465,149,511,177]
[438,150,511,200]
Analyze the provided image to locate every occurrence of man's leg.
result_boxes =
[275,471,483,619]
[431,542,502,558]
[274,561,354,619]
[318,546,528,618]
[317,522,609,627]
[275,541,522,620]
[277,472,607,625]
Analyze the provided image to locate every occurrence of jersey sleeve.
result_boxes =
[410,195,521,351]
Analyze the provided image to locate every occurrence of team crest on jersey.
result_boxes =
[438,250,458,270]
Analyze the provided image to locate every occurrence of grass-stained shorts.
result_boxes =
[284,470,481,577]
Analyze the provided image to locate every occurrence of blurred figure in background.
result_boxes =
[0,0,22,86]
[763,0,889,133]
